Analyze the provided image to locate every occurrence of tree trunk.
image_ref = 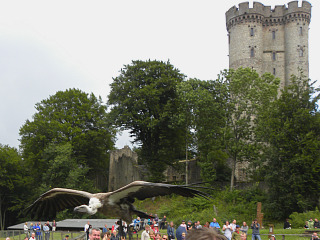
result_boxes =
[230,159,236,191]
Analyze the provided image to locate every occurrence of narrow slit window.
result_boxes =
[250,28,254,36]
[272,52,276,61]
[299,48,303,57]
[273,68,276,75]
[272,31,276,39]
[250,48,255,57]
[299,27,303,36]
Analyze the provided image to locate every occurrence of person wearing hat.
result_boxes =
[64,235,69,240]
[231,225,241,240]
[270,234,276,240]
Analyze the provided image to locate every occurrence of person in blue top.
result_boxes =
[209,218,220,229]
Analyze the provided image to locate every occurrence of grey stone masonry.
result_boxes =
[226,1,311,88]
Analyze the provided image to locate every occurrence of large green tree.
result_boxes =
[19,88,115,193]
[0,144,30,229]
[108,60,186,181]
[221,68,279,189]
[176,78,231,183]
[257,74,320,219]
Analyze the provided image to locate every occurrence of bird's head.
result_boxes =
[74,197,102,215]
[74,205,98,215]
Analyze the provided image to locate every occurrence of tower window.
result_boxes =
[272,52,276,61]
[250,28,254,36]
[299,48,303,57]
[299,27,303,36]
[272,31,276,39]
[250,48,255,57]
[273,68,276,75]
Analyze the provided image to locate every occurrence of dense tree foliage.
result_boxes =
[19,88,115,194]
[221,69,279,189]
[108,60,186,181]
[0,144,30,229]
[257,74,320,219]
[176,78,231,183]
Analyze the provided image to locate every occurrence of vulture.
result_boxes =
[26,181,211,222]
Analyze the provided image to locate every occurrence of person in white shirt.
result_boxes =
[141,225,150,240]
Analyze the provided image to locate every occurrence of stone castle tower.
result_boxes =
[226,1,311,87]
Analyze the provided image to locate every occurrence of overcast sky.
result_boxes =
[0,0,318,150]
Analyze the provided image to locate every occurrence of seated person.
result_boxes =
[305,221,310,229]
[284,219,291,229]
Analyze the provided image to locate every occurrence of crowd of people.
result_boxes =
[93,216,256,240]
[23,221,57,240]
[19,216,320,240]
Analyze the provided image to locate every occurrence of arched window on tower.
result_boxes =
[272,30,276,39]
[272,52,276,61]
[299,26,303,36]
[250,48,255,57]
[250,28,254,36]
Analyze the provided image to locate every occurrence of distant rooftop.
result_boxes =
[8,219,119,231]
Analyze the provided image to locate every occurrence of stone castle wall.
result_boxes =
[108,145,141,191]
[226,1,311,87]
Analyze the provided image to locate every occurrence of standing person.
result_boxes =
[141,225,150,240]
[240,222,248,234]
[24,222,29,237]
[180,221,187,230]
[52,220,57,232]
[85,222,90,240]
[103,224,109,233]
[250,219,261,240]
[167,221,175,240]
[87,225,93,240]
[230,220,237,232]
[43,223,50,240]
[85,221,90,233]
[210,218,221,229]
[46,221,52,231]
[89,228,101,240]
[222,221,233,240]
[34,223,41,240]
[187,221,192,231]
[38,222,43,240]
[195,221,202,229]
[160,216,167,230]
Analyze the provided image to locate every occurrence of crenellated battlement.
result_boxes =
[226,1,311,29]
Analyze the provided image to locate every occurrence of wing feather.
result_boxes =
[26,188,93,219]
[108,181,212,203]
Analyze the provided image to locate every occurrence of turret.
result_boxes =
[226,1,311,86]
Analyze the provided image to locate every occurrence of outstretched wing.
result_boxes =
[108,181,211,204]
[25,188,93,219]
